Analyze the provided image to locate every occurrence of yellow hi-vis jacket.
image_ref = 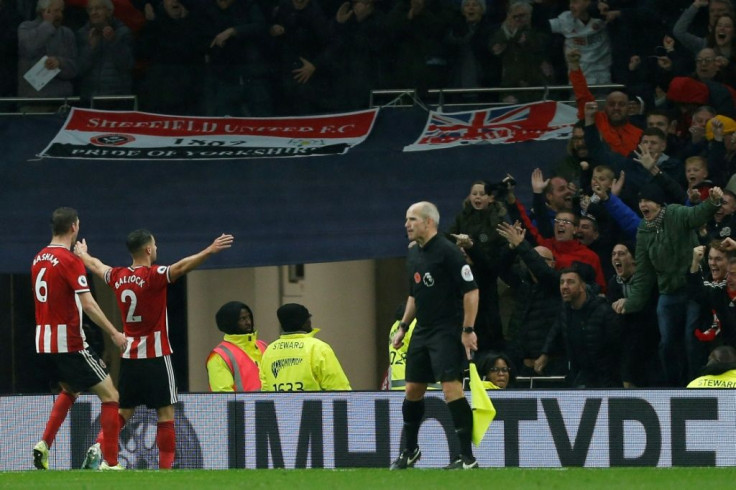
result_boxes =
[259,329,351,392]
[387,319,440,390]
[687,369,736,388]
[207,333,267,392]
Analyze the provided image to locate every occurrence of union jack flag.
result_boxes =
[404,101,578,152]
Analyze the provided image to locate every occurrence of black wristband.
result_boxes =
[462,326,474,334]
[399,322,409,332]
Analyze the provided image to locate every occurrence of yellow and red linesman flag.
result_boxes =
[469,362,496,446]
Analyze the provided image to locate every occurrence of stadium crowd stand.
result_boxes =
[5,0,736,392]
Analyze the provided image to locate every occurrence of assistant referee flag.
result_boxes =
[469,362,496,446]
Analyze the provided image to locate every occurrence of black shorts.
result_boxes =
[118,355,178,410]
[405,324,465,383]
[47,348,109,393]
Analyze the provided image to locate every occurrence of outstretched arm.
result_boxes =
[681,187,723,230]
[601,193,641,240]
[169,233,234,282]
[74,239,111,281]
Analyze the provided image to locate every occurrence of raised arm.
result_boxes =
[708,118,730,186]
[681,187,723,229]
[18,18,56,58]
[531,168,554,238]
[601,193,641,240]
[74,238,111,281]
[514,199,544,246]
[583,111,621,172]
[687,245,714,306]
[672,1,708,54]
[169,233,234,282]
[566,49,595,118]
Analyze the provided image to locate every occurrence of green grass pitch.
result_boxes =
[2,468,736,489]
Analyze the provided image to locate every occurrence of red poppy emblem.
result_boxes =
[414,272,421,283]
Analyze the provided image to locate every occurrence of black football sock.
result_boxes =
[402,398,425,451]
[447,397,473,459]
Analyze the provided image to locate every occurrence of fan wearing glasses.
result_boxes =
[515,199,608,293]
[477,352,515,389]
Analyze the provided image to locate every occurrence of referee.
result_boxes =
[390,201,480,470]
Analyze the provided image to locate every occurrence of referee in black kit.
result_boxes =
[390,201,480,470]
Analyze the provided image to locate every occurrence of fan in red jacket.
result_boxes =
[515,200,607,293]
[567,49,642,157]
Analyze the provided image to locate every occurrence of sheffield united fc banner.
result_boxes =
[404,101,578,151]
[39,108,380,160]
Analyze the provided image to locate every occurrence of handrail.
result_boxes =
[368,89,417,109]
[427,84,626,94]
[516,375,568,389]
[0,84,629,115]
[370,83,627,111]
[0,94,138,116]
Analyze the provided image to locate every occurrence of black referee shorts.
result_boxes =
[46,348,110,393]
[118,355,178,410]
[405,324,465,384]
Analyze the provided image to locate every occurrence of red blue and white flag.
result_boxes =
[404,101,578,151]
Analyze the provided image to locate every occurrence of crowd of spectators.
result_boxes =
[5,0,736,115]
[445,44,736,385]
[421,0,736,388]
[10,0,736,390]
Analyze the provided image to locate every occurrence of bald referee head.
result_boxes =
[405,201,439,247]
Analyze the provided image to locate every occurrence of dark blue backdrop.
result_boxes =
[0,108,568,274]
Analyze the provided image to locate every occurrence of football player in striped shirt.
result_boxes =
[75,229,233,469]
[31,207,127,470]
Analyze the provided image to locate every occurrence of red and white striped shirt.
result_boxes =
[32,245,90,353]
[105,264,173,359]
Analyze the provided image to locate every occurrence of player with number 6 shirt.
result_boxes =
[31,207,127,471]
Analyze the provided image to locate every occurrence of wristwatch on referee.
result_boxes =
[462,326,475,334]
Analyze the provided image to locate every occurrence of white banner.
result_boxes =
[39,108,380,160]
[404,101,578,152]
[2,390,735,470]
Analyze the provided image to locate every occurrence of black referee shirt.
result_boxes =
[407,234,478,329]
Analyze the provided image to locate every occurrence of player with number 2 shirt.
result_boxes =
[75,229,233,469]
